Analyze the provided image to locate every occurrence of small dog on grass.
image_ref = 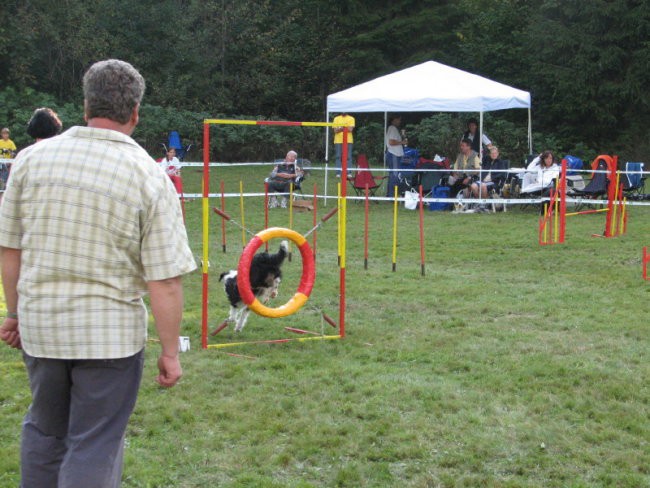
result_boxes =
[219,240,288,332]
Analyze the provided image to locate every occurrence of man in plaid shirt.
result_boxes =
[0,59,196,487]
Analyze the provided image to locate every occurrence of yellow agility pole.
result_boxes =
[239,180,246,248]
[207,335,342,349]
[337,182,342,266]
[564,208,609,217]
[392,186,398,272]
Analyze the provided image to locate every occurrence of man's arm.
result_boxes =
[148,276,184,388]
[0,247,21,349]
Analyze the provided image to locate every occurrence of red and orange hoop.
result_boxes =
[237,227,315,318]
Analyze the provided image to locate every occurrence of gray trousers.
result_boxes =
[21,350,145,488]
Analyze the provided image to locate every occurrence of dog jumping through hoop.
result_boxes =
[219,240,288,332]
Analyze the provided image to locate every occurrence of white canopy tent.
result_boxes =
[325,60,532,160]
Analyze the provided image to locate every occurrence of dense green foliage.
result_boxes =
[1,0,649,161]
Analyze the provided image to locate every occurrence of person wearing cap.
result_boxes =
[462,117,493,155]
[332,112,355,178]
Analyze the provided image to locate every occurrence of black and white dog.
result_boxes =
[219,240,288,332]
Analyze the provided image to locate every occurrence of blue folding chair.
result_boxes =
[623,162,645,196]
[164,131,192,161]
[563,155,585,193]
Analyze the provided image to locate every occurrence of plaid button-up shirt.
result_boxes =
[0,126,196,359]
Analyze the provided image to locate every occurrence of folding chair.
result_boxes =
[623,162,645,197]
[348,154,387,197]
[562,155,585,194]
[165,131,193,161]
[414,160,446,197]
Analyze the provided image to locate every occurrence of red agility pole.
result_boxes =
[418,185,426,276]
[644,247,649,281]
[312,183,318,259]
[364,184,369,270]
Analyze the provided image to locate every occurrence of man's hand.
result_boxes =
[156,354,182,388]
[0,318,21,349]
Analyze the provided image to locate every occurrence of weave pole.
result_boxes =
[644,247,649,281]
[364,184,369,270]
[239,181,246,248]
[264,181,269,251]
[220,180,227,253]
[312,183,318,259]
[201,122,210,349]
[392,185,398,272]
[418,185,426,276]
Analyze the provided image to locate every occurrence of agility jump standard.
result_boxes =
[540,155,627,245]
[201,119,351,349]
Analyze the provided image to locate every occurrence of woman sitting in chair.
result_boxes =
[266,150,304,208]
[521,150,560,195]
[475,145,508,198]
[158,147,184,197]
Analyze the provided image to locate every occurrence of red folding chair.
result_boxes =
[348,154,387,197]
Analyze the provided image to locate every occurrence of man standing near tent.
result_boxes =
[0,59,196,487]
[332,112,355,178]
[385,115,407,197]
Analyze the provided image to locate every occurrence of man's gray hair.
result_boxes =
[83,59,145,124]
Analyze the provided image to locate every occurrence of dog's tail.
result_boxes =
[256,240,288,267]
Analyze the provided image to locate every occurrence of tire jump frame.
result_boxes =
[539,155,627,245]
[201,119,351,349]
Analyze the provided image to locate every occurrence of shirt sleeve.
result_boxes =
[0,158,25,249]
[140,179,196,281]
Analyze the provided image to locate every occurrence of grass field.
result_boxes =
[0,165,649,487]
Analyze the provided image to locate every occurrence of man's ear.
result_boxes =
[83,100,88,122]
[131,103,140,126]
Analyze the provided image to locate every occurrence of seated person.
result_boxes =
[158,147,184,197]
[266,150,304,208]
[448,138,481,198]
[474,145,508,198]
[521,150,560,195]
[27,107,63,142]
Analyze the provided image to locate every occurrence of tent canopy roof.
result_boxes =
[326,61,531,114]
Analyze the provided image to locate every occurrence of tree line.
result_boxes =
[1,0,649,163]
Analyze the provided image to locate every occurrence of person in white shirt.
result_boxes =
[521,150,560,195]
[385,115,407,197]
[158,147,183,195]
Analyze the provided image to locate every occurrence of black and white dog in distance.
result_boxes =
[219,240,288,332]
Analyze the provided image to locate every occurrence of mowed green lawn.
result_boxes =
[0,165,648,487]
